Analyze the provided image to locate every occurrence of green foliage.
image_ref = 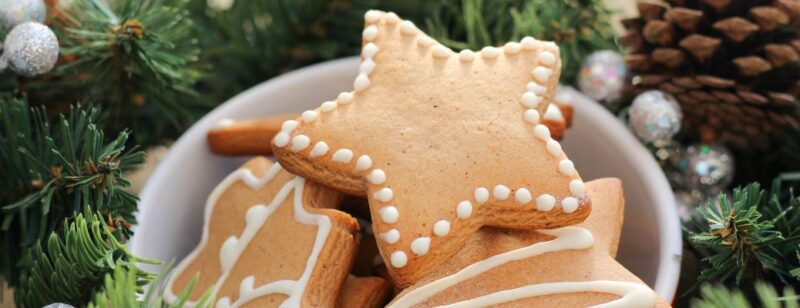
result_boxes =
[0,97,144,285]
[425,0,619,85]
[15,212,156,307]
[39,0,202,146]
[691,282,800,308]
[686,181,800,286]
[88,262,213,308]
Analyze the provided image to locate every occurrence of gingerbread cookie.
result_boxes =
[388,178,669,307]
[335,275,392,308]
[208,114,298,156]
[271,10,591,287]
[209,103,574,156]
[164,157,359,307]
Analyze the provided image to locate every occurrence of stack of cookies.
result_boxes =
[165,10,671,308]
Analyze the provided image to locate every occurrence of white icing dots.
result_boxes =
[433,220,451,237]
[379,206,399,223]
[521,36,538,50]
[354,74,371,91]
[418,35,435,47]
[220,236,238,272]
[493,185,511,200]
[386,12,400,24]
[524,109,540,125]
[521,92,541,108]
[360,59,376,74]
[527,82,546,95]
[363,43,380,58]
[544,104,564,122]
[411,237,432,256]
[400,21,417,35]
[433,45,451,58]
[562,197,579,213]
[302,110,318,123]
[533,124,551,141]
[281,120,298,133]
[332,149,354,164]
[504,42,522,54]
[515,188,532,205]
[539,51,556,66]
[481,46,499,58]
[273,132,290,147]
[456,200,473,219]
[391,251,408,268]
[459,49,475,62]
[546,139,562,157]
[380,229,400,244]
[559,160,576,176]
[309,142,329,157]
[355,155,372,171]
[368,169,387,185]
[375,188,394,203]
[363,25,378,41]
[290,135,311,153]
[570,179,586,198]
[320,101,337,112]
[536,194,556,211]
[364,10,381,23]
[337,92,353,105]
[474,187,489,204]
[533,66,553,82]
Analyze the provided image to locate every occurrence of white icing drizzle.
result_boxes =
[521,36,538,49]
[458,49,475,62]
[521,92,542,108]
[301,110,318,123]
[546,139,562,157]
[381,229,401,244]
[544,104,564,122]
[569,180,586,198]
[281,120,298,133]
[273,132,290,147]
[481,46,499,58]
[418,35,436,47]
[363,25,378,41]
[456,201,473,219]
[337,92,353,104]
[504,42,522,54]
[355,155,372,170]
[493,185,511,200]
[515,188,532,205]
[368,169,387,185]
[165,164,334,308]
[538,51,557,66]
[533,125,551,141]
[354,73,371,91]
[400,21,417,35]
[561,197,579,213]
[536,194,556,211]
[433,220,451,237]
[380,206,400,223]
[388,227,656,308]
[290,135,311,153]
[532,67,553,82]
[320,101,337,112]
[474,187,489,204]
[360,59,376,74]
[364,10,382,24]
[527,82,546,95]
[523,109,540,125]
[411,237,432,256]
[386,12,400,24]
[392,251,409,268]
[332,149,354,164]
[559,160,576,176]
[309,141,329,157]
[375,188,394,202]
[433,45,451,58]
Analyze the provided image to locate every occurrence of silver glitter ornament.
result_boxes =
[43,304,75,308]
[0,0,46,31]
[679,143,734,195]
[577,50,628,106]
[0,22,59,77]
[628,90,682,143]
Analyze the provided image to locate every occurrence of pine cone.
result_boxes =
[622,0,800,151]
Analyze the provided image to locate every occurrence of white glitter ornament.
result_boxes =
[0,0,46,31]
[577,50,628,106]
[43,304,75,308]
[678,143,734,195]
[628,90,682,143]
[0,22,59,77]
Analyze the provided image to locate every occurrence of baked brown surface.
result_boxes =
[165,157,359,307]
[271,10,591,288]
[208,114,297,156]
[335,275,392,308]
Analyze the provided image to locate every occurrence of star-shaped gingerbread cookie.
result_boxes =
[388,178,671,307]
[272,10,591,287]
[165,157,359,307]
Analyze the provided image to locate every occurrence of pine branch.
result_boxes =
[425,0,619,85]
[0,96,143,285]
[687,182,800,286]
[33,0,203,146]
[691,282,800,308]
[15,212,156,307]
[88,262,213,308]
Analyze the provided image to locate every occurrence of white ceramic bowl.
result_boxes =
[131,57,682,302]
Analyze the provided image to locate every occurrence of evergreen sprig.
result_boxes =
[0,97,143,285]
[692,282,799,308]
[687,182,800,286]
[43,0,202,146]
[425,0,619,85]
[88,261,213,308]
[15,212,156,307]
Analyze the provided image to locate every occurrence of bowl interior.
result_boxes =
[131,57,681,302]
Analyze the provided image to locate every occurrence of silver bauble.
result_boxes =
[0,0,46,31]
[0,22,59,77]
[679,143,734,195]
[43,304,76,308]
[577,50,628,106]
[629,90,682,143]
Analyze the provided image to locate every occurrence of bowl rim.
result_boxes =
[132,57,682,302]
